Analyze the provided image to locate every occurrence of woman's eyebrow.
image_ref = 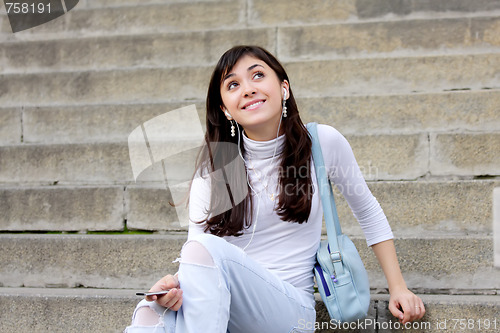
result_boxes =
[223,72,235,82]
[247,64,264,71]
[223,64,265,83]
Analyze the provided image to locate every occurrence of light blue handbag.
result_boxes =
[307,122,370,323]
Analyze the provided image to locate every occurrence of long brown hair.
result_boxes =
[193,45,313,237]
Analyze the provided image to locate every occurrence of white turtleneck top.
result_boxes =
[187,124,393,295]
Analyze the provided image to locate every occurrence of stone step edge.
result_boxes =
[0,287,498,302]
[0,233,493,241]
[2,14,500,48]
[2,7,500,35]
[1,178,496,186]
[4,46,500,77]
[3,131,500,146]
[75,2,500,19]
[1,88,497,109]
[1,288,499,333]
[2,131,500,147]
[1,13,499,40]
[1,88,498,107]
[0,174,498,185]
[2,51,500,76]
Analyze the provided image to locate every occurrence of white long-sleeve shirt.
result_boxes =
[188,124,393,294]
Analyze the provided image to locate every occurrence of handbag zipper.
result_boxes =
[315,263,331,297]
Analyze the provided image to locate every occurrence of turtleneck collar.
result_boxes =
[242,131,286,159]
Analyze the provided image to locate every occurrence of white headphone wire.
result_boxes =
[235,111,284,251]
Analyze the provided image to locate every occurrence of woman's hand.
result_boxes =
[371,240,426,324]
[388,287,425,324]
[146,274,183,311]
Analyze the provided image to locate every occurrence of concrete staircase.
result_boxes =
[1,0,500,331]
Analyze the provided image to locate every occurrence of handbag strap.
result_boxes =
[307,122,345,275]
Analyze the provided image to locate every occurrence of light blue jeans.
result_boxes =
[124,234,316,333]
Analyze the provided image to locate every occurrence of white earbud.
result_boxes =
[283,88,287,100]
[224,110,231,118]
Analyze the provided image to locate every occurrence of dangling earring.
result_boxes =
[282,89,287,118]
[224,109,236,137]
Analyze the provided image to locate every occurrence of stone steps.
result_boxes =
[0,28,277,73]
[278,16,500,61]
[75,0,500,16]
[286,54,500,97]
[0,0,247,40]
[2,15,500,74]
[1,288,499,333]
[1,180,497,233]
[0,234,184,290]
[317,294,500,333]
[1,132,498,184]
[0,287,138,333]
[1,0,499,328]
[3,0,500,43]
[0,185,126,231]
[1,53,499,107]
[1,234,498,291]
[298,90,500,135]
[1,90,498,146]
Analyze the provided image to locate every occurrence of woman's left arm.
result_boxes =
[318,125,426,323]
[371,239,425,324]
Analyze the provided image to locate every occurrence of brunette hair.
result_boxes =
[193,45,313,237]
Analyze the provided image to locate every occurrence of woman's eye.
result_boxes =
[253,72,264,79]
[228,82,238,90]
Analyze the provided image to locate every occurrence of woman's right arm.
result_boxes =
[187,173,212,239]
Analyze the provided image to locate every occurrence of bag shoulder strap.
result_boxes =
[307,122,343,236]
[307,123,345,269]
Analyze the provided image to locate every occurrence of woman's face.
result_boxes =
[220,55,288,141]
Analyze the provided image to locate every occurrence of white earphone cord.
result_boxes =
[237,108,284,251]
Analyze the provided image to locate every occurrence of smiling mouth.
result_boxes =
[243,100,265,110]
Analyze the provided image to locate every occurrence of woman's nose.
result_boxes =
[241,83,256,97]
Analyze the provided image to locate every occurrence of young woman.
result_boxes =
[125,45,425,332]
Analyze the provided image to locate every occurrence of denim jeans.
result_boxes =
[124,234,316,333]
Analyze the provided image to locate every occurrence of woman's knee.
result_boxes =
[181,238,215,267]
[128,300,166,328]
[181,234,245,268]
[133,306,161,326]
